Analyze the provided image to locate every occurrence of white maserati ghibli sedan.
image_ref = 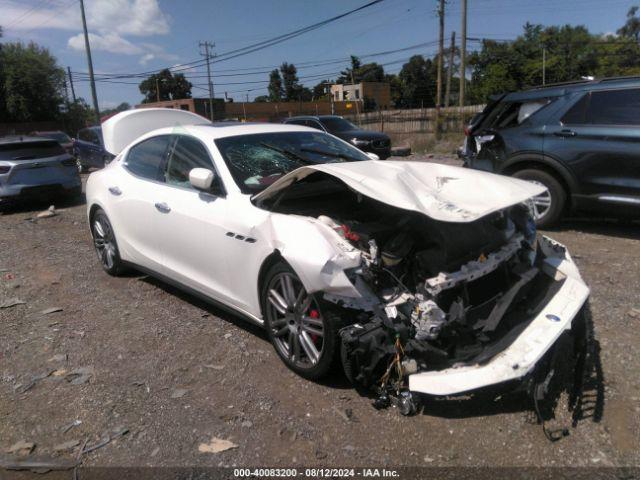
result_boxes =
[87,109,589,413]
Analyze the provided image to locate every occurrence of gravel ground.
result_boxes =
[1,154,639,471]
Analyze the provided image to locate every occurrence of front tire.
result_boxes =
[513,169,566,228]
[91,209,125,276]
[261,262,340,380]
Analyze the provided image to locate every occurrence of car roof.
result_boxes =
[285,115,343,121]
[0,135,54,145]
[503,76,640,101]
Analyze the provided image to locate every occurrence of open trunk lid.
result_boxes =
[101,108,210,155]
[253,160,545,223]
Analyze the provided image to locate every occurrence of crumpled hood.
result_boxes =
[253,160,546,223]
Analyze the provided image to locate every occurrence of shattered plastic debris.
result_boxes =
[0,298,26,309]
[170,388,188,399]
[48,354,68,363]
[65,367,94,385]
[7,440,35,455]
[36,206,57,219]
[39,307,63,315]
[53,440,80,452]
[61,420,82,433]
[18,370,55,393]
[198,437,238,453]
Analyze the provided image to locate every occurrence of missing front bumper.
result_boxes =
[407,236,589,396]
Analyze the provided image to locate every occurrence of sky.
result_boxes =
[0,0,636,109]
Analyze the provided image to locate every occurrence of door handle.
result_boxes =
[154,202,171,213]
[554,129,577,137]
[108,186,122,196]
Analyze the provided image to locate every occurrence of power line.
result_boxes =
[68,0,386,82]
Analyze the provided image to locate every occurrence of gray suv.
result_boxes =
[0,136,81,206]
[461,77,640,227]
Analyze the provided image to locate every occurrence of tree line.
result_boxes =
[1,7,640,127]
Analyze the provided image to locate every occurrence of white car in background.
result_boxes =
[86,109,589,414]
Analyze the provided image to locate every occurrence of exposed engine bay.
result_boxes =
[260,171,587,414]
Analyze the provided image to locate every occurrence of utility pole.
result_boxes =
[542,47,546,85]
[435,0,445,140]
[67,67,77,103]
[436,0,445,109]
[445,31,455,108]
[199,41,216,121]
[79,0,100,124]
[459,0,467,107]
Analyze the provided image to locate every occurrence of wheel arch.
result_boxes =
[500,154,579,199]
[88,203,103,225]
[257,250,285,314]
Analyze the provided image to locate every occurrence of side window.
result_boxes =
[124,135,170,181]
[287,119,304,126]
[78,130,87,142]
[164,136,218,191]
[587,88,640,125]
[306,120,324,130]
[561,93,589,125]
[87,130,99,145]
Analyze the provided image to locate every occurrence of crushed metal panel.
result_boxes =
[253,160,546,223]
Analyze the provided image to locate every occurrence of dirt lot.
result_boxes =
[1,155,639,472]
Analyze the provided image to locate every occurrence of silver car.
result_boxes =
[0,136,81,205]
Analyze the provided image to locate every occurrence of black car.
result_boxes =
[461,76,640,227]
[283,115,391,159]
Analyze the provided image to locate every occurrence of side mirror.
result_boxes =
[366,152,380,160]
[189,168,215,191]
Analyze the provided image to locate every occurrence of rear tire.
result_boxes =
[261,261,341,380]
[513,169,566,228]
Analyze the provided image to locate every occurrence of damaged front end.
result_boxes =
[256,163,590,413]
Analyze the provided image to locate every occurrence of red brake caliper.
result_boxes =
[309,309,320,344]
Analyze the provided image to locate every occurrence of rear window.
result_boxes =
[0,141,65,161]
[480,99,551,130]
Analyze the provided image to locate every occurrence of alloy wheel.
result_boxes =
[528,180,552,221]
[265,272,325,369]
[93,216,117,270]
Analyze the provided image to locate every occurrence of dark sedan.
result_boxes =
[283,115,391,159]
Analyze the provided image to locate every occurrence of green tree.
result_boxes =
[312,80,330,100]
[337,55,385,84]
[618,6,640,41]
[254,95,269,102]
[61,98,95,133]
[139,69,192,103]
[397,55,436,108]
[280,62,300,101]
[0,41,65,122]
[267,69,283,101]
[101,102,131,118]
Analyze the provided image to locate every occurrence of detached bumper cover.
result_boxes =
[408,236,589,396]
